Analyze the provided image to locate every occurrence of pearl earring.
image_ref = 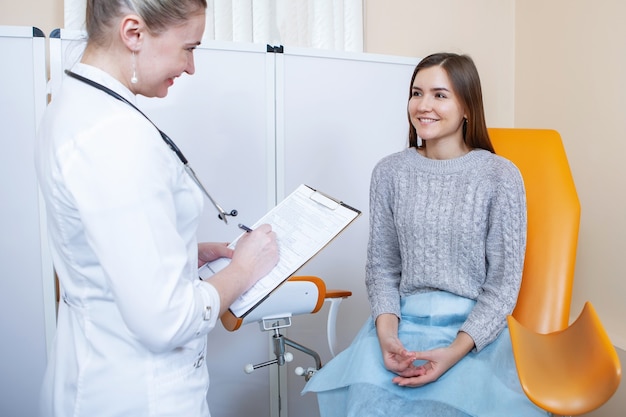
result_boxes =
[131,51,138,84]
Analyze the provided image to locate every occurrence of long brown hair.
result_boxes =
[407,52,494,153]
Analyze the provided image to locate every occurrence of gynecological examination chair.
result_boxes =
[489,128,621,416]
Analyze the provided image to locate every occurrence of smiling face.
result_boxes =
[408,65,467,147]
[134,11,206,98]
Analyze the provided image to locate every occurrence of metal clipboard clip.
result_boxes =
[309,189,340,210]
[307,185,360,214]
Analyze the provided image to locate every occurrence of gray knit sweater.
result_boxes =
[366,148,527,352]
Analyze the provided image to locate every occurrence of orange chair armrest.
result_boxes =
[507,302,621,415]
[325,289,352,299]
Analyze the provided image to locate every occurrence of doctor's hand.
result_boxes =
[230,223,279,288]
[391,331,475,388]
[197,242,233,267]
[206,224,278,316]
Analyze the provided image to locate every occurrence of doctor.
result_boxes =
[35,1,278,416]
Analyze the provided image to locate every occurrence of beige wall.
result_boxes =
[364,0,516,128]
[514,0,626,350]
[0,0,63,37]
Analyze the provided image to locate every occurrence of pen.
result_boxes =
[238,223,253,233]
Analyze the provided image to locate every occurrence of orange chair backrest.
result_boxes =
[488,128,580,334]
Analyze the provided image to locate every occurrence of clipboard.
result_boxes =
[198,184,361,329]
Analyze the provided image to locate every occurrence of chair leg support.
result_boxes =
[284,336,323,370]
[244,328,323,377]
[272,330,289,366]
[244,329,294,374]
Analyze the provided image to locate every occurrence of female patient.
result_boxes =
[303,53,547,416]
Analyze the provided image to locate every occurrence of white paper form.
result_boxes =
[198,184,360,317]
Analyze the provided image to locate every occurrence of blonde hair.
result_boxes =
[85,0,207,45]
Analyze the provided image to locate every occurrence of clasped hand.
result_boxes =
[380,332,474,388]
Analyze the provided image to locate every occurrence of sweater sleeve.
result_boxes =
[460,159,527,351]
[365,157,403,320]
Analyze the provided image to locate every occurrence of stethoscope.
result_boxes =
[64,69,238,224]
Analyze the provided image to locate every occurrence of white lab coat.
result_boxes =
[35,64,221,417]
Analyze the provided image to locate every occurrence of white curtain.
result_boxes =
[64,0,363,52]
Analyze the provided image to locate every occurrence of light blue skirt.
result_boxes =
[302,291,547,417]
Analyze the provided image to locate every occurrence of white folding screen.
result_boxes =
[0,26,54,417]
[138,40,282,417]
[276,48,417,415]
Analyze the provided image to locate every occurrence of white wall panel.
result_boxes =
[277,47,417,416]
[0,25,53,417]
